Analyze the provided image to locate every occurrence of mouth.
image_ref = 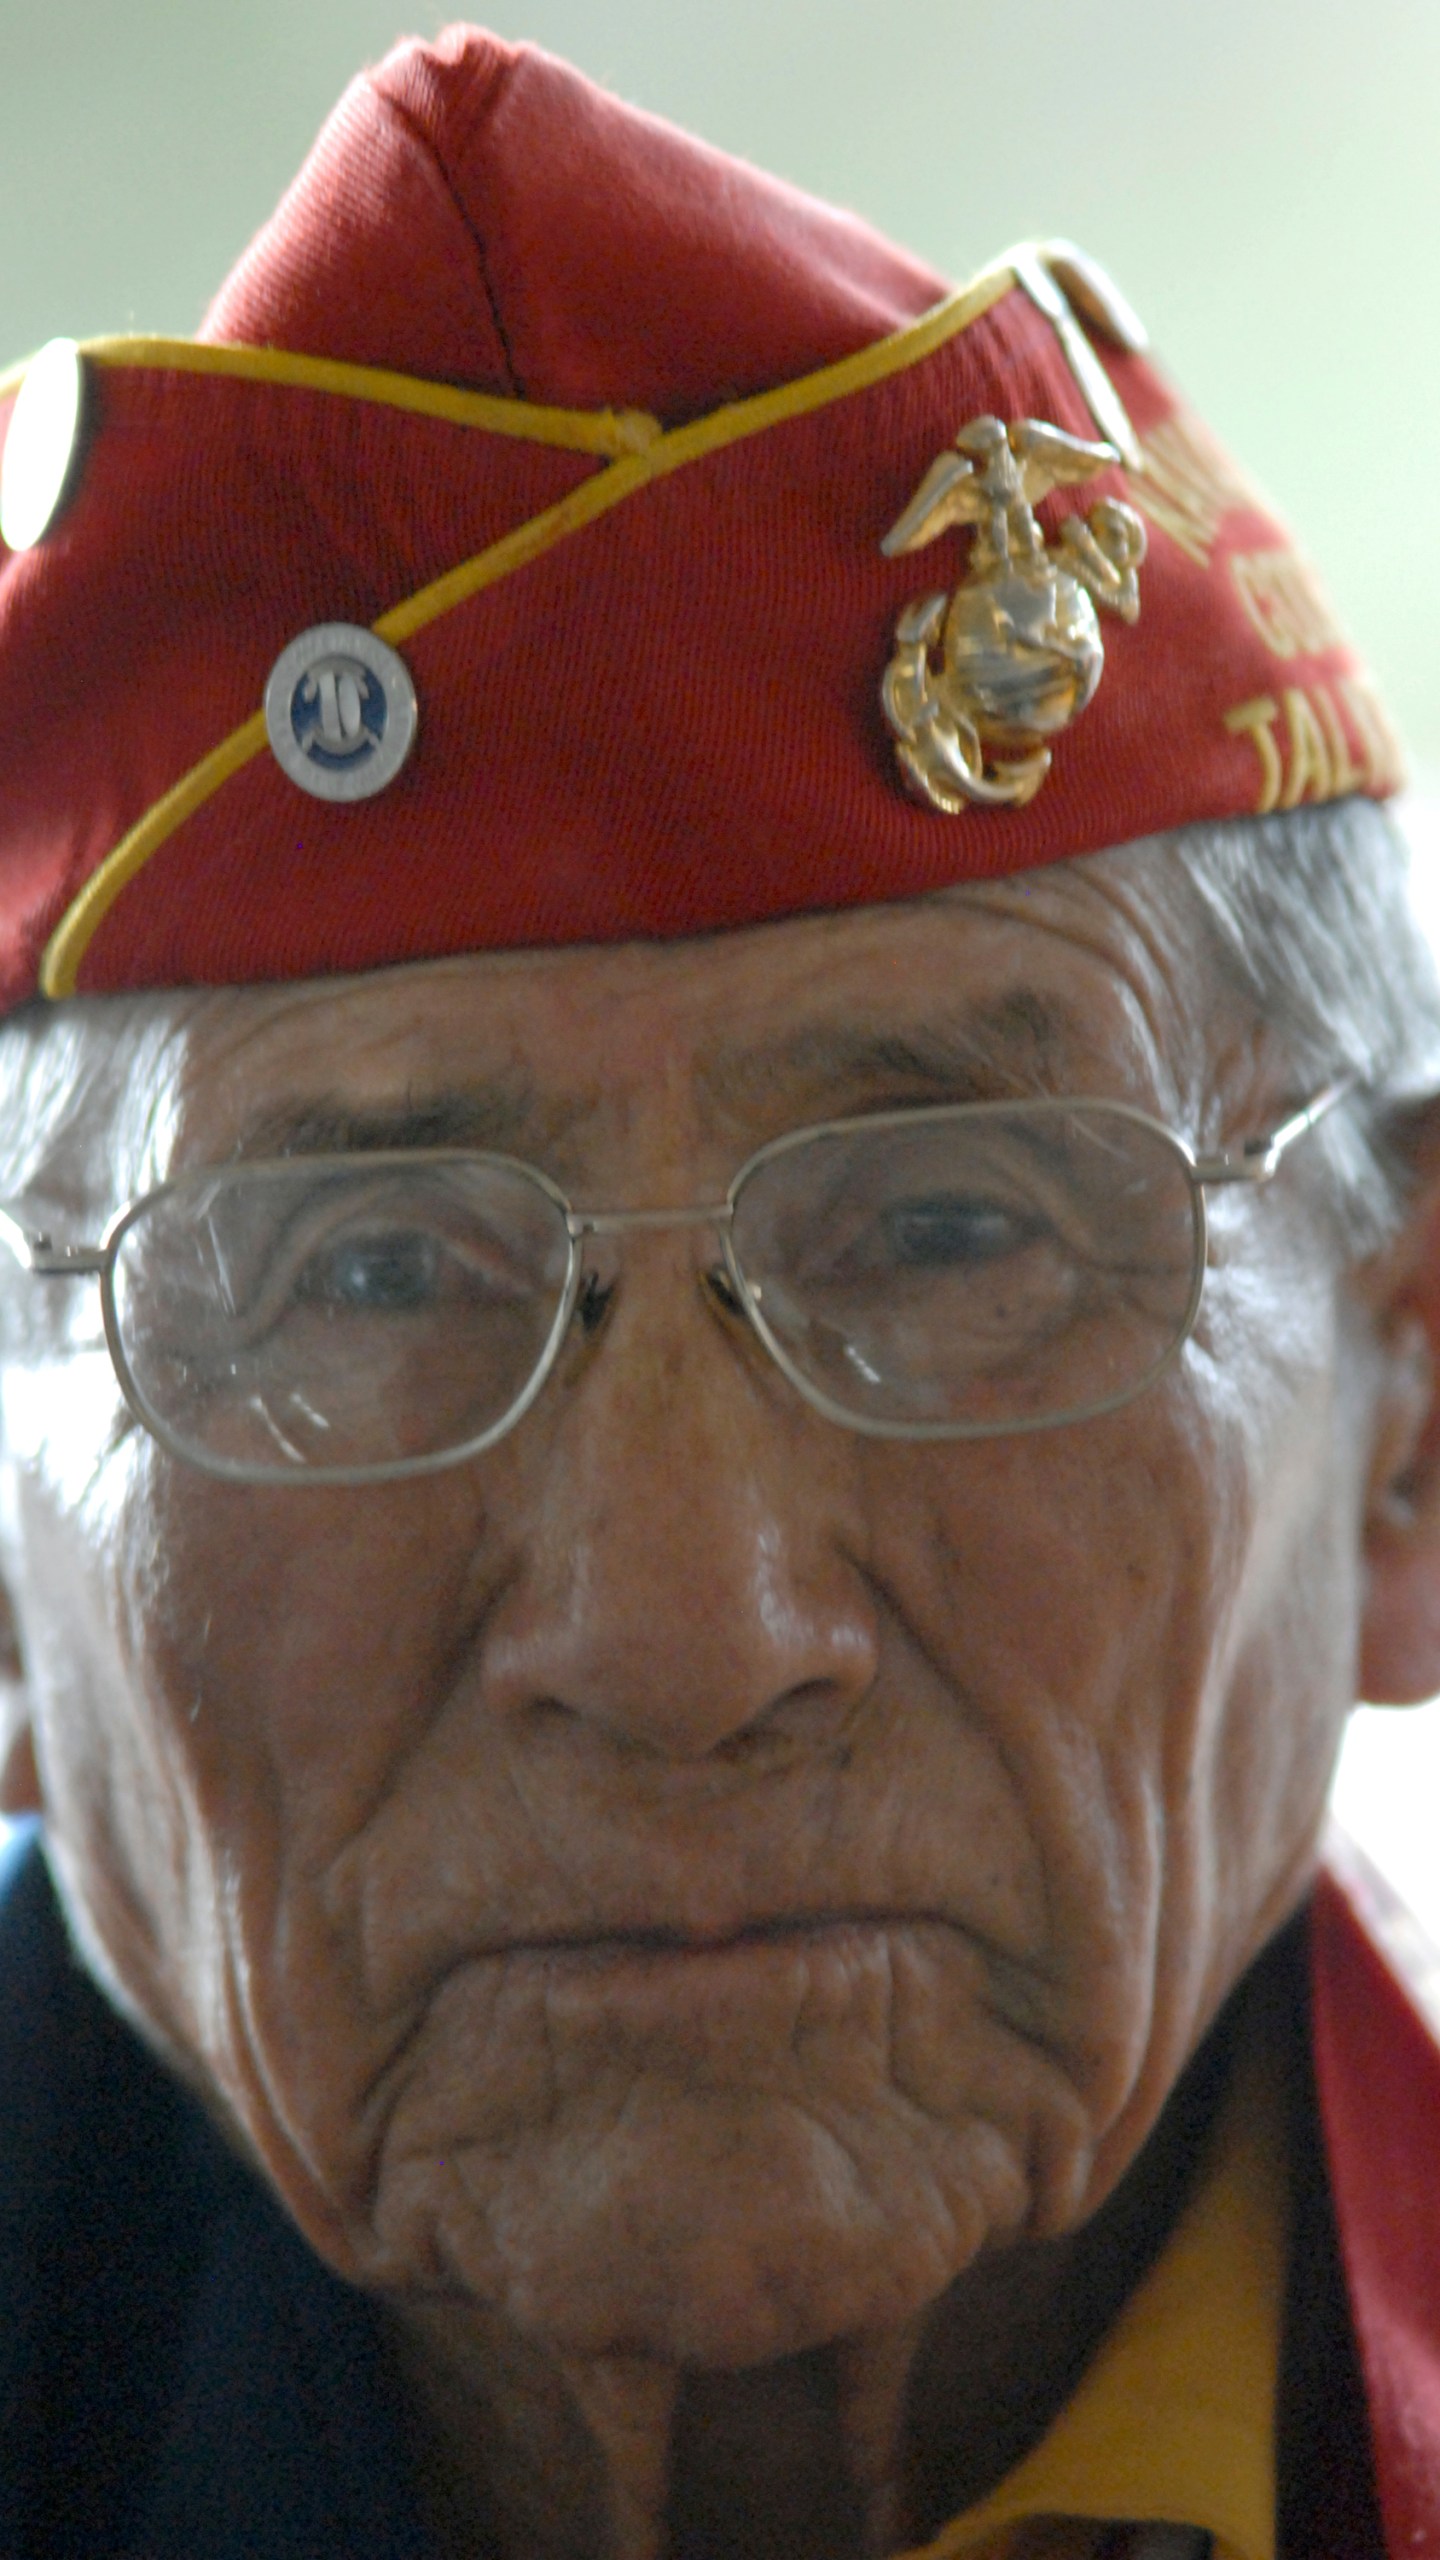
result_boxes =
[484,1908,957,1968]
[464,1916,956,2061]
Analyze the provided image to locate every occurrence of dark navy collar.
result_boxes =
[0,1830,442,2560]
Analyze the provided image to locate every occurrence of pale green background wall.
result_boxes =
[3,0,1440,1920]
[2,0,1438,756]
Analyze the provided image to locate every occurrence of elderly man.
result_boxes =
[0,24,1438,2560]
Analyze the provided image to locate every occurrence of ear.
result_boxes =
[1358,1128,1440,1704]
[0,1574,41,1818]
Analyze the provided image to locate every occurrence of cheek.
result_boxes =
[146,1473,487,1857]
[2,1435,228,2056]
[1170,1288,1369,2003]
[855,1357,1289,2142]
[12,1435,504,2116]
[879,1399,1228,1867]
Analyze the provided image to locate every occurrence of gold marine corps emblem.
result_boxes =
[880,415,1147,811]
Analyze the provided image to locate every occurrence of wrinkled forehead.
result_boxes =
[106,858,1209,1189]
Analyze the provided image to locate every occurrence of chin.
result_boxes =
[365,2082,1034,2368]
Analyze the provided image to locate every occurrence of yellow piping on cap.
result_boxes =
[39,263,1016,998]
[1,336,663,458]
[382,263,1016,645]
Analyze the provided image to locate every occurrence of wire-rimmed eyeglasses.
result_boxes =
[0,1082,1350,1487]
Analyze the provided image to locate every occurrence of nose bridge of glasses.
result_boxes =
[568,1200,734,1241]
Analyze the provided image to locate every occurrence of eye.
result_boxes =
[881,1194,1041,1269]
[296,1228,443,1312]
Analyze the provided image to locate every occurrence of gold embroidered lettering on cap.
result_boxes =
[880,415,1146,813]
[1223,675,1405,816]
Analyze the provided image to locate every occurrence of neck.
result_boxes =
[392,2310,919,2560]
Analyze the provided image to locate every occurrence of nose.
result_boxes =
[480,1243,880,1761]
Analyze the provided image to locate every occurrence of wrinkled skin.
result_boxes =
[2,863,1437,2558]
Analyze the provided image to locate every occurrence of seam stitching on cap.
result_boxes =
[381,83,524,402]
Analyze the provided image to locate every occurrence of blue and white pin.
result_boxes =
[265,622,418,803]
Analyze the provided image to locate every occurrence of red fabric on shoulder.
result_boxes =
[204,25,945,419]
[1313,1864,1440,2557]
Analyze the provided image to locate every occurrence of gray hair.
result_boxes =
[1153,797,1440,1253]
[0,993,185,1224]
[0,796,1436,1279]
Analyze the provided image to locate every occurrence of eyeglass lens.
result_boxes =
[110,1158,576,1475]
[106,1104,1203,1478]
[728,1104,1202,1435]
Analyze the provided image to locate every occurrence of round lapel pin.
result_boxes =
[264,622,418,802]
[1,338,88,553]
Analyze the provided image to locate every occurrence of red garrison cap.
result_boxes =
[0,25,1403,1011]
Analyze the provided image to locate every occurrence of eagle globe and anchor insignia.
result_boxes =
[880,416,1146,812]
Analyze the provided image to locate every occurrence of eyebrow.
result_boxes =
[225,990,1094,1164]
[698,990,1090,1120]
[230,1080,556,1161]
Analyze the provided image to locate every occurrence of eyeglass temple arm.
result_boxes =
[1191,1075,1356,1188]
[0,1207,107,1276]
